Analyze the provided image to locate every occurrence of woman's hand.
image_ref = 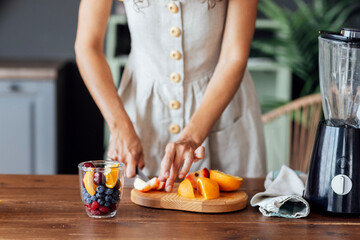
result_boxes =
[159,138,205,192]
[157,0,258,191]
[107,125,144,178]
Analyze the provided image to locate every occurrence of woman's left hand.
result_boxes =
[158,138,205,192]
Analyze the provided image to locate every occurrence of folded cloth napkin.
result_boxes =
[250,165,310,218]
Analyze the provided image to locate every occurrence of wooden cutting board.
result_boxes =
[130,183,248,213]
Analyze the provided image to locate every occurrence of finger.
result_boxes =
[165,153,183,192]
[159,143,176,181]
[107,151,117,161]
[194,146,205,161]
[126,152,137,178]
[178,152,193,179]
[137,152,145,169]
[165,165,177,192]
[116,154,127,165]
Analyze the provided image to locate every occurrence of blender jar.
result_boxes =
[319,28,360,128]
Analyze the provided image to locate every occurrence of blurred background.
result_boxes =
[0,0,359,175]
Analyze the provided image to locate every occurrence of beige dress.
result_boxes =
[118,0,267,177]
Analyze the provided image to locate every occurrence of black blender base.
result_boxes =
[310,203,360,216]
[304,121,360,215]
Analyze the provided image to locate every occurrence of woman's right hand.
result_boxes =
[107,125,144,178]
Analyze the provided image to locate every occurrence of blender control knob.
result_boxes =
[331,174,352,195]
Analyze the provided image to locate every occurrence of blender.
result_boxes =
[304,28,360,214]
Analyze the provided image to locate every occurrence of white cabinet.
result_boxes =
[0,62,59,174]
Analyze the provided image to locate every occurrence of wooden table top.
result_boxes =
[1,175,360,239]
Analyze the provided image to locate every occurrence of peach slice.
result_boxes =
[148,177,160,190]
[157,181,165,190]
[178,179,195,199]
[209,170,243,191]
[197,177,220,200]
[83,170,97,196]
[134,178,152,192]
[185,168,209,189]
[105,164,120,188]
[134,177,165,192]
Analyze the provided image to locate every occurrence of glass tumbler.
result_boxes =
[78,160,124,218]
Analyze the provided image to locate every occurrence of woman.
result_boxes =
[75,0,266,192]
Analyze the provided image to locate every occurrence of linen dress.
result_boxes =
[118,0,267,177]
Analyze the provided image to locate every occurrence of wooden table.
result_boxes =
[1,175,360,239]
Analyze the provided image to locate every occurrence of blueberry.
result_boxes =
[96,192,104,199]
[83,188,87,194]
[105,195,113,202]
[112,190,120,197]
[90,195,97,202]
[97,199,105,206]
[104,202,111,207]
[113,194,120,201]
[111,198,118,204]
[83,192,91,199]
[105,188,114,195]
[85,198,92,204]
[96,185,105,193]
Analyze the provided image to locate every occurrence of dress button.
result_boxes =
[169,124,181,134]
[170,72,181,83]
[170,27,181,37]
[168,3,178,13]
[169,100,181,110]
[170,50,181,60]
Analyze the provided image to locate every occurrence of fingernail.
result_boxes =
[166,186,171,192]
[179,174,184,178]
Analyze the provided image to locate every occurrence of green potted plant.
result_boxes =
[253,0,359,98]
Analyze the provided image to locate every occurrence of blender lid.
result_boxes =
[319,28,360,42]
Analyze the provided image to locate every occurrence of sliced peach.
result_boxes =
[157,181,165,190]
[148,177,160,190]
[178,179,195,198]
[210,170,243,191]
[105,164,119,188]
[134,178,152,192]
[197,177,220,200]
[83,170,97,196]
[185,168,210,189]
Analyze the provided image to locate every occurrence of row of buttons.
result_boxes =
[168,2,181,134]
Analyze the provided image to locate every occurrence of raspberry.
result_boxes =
[99,206,110,214]
[91,210,101,216]
[91,201,100,210]
[84,203,91,209]
[84,162,95,168]
[110,204,117,212]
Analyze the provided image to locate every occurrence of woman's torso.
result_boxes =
[118,0,267,177]
[124,0,227,84]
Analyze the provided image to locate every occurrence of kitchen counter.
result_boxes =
[1,175,360,239]
[0,60,64,80]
